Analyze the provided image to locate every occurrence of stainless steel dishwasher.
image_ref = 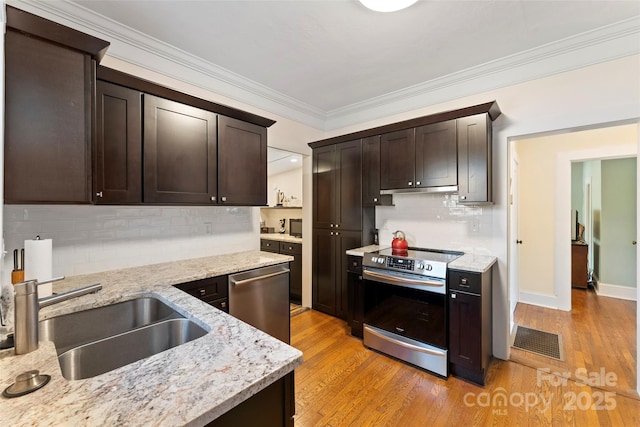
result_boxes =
[228,264,290,344]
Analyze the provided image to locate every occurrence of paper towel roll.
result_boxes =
[24,238,53,298]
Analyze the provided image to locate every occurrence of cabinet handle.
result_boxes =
[408,181,413,186]
[220,301,227,309]
[96,192,103,198]
[221,196,227,202]
[199,289,206,296]
[461,278,467,285]
[211,196,216,202]
[416,181,421,186]
[373,197,378,202]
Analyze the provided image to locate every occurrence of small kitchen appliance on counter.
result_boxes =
[362,246,463,377]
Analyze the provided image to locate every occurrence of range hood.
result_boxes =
[380,185,458,195]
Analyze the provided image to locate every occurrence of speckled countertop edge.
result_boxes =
[0,251,303,427]
[259,233,303,244]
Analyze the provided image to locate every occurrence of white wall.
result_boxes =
[267,168,303,208]
[516,125,637,297]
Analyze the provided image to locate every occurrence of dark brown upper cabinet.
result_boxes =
[313,139,363,231]
[94,81,142,204]
[4,6,109,204]
[143,94,218,204]
[217,116,267,206]
[457,113,492,203]
[415,120,457,188]
[362,136,392,206]
[380,129,415,190]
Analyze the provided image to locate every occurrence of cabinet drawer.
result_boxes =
[207,297,229,313]
[260,239,279,253]
[347,255,362,274]
[279,241,302,254]
[448,270,481,295]
[175,275,228,300]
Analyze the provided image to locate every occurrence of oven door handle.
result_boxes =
[365,326,446,356]
[363,269,444,287]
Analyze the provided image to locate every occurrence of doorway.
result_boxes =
[508,123,638,397]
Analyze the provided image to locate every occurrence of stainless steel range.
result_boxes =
[362,247,463,377]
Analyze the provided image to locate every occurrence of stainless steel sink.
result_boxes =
[39,297,208,380]
[58,319,207,380]
[40,297,182,355]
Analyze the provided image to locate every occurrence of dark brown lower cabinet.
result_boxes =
[260,239,302,304]
[312,229,362,319]
[347,255,364,338]
[207,372,295,427]
[173,275,229,313]
[448,268,493,385]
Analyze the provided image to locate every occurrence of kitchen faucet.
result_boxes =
[13,277,102,355]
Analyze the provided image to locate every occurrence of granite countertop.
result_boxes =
[0,251,303,426]
[346,245,496,273]
[260,233,303,244]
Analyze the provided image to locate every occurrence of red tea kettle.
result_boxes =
[391,230,409,251]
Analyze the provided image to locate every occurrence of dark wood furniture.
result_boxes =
[207,372,295,427]
[4,6,109,204]
[571,242,589,289]
[362,136,392,206]
[448,268,493,385]
[346,255,364,338]
[174,275,229,313]
[457,114,493,203]
[96,75,268,206]
[95,81,142,204]
[143,94,218,204]
[309,101,500,204]
[261,239,303,304]
[311,140,374,319]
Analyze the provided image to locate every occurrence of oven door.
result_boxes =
[363,268,446,349]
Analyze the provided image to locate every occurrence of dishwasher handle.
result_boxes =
[230,268,290,287]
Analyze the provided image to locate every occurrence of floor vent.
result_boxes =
[511,325,564,361]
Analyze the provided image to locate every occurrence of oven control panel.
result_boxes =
[363,253,446,278]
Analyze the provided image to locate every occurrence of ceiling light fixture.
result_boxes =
[359,0,419,13]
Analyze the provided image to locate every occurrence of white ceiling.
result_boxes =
[13,0,640,130]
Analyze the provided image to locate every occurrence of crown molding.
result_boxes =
[7,1,640,133]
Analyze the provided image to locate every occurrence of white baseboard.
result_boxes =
[595,282,637,301]
[518,291,562,310]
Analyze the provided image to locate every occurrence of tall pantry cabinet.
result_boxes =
[311,140,374,319]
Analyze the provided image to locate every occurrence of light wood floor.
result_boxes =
[511,288,637,399]
[291,309,640,427]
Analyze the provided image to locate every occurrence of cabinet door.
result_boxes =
[457,114,491,203]
[143,95,217,204]
[336,230,363,319]
[4,30,93,203]
[362,136,382,206]
[449,291,482,370]
[313,145,336,229]
[95,81,142,204]
[380,129,415,190]
[347,271,364,338]
[312,228,337,315]
[415,120,457,188]
[335,140,363,231]
[218,116,267,205]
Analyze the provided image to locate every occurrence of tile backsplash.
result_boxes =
[375,193,493,254]
[3,205,258,284]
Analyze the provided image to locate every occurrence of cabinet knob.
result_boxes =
[330,231,334,236]
[330,224,334,228]
[451,293,457,299]
[460,195,467,200]
[221,196,227,202]
[335,224,339,228]
[408,181,413,186]
[335,232,340,236]
[211,196,216,202]
[220,301,227,309]
[96,191,103,198]
[416,181,421,186]
[373,197,378,202]
[199,289,206,296]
